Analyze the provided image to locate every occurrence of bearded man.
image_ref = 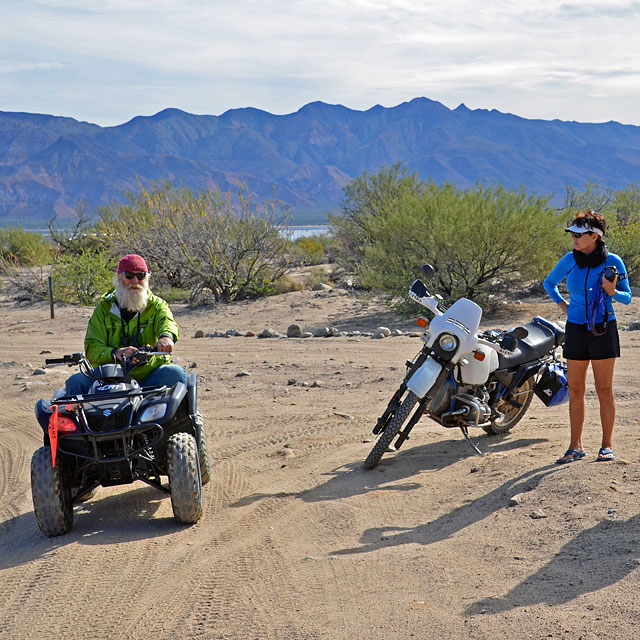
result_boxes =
[65,254,187,395]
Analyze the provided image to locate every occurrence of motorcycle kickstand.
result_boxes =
[460,426,483,456]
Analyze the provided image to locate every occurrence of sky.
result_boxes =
[1,0,640,127]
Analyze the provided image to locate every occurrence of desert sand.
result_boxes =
[2,284,640,640]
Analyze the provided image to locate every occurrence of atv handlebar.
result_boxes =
[45,352,85,366]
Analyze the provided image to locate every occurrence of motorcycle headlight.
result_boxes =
[139,403,167,423]
[438,333,459,352]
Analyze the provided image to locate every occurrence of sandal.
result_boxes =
[596,447,615,462]
[556,448,586,464]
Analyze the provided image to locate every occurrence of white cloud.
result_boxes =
[1,1,639,125]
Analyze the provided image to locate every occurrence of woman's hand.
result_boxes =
[558,300,569,315]
[602,273,618,296]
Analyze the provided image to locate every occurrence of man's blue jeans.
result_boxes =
[65,364,187,396]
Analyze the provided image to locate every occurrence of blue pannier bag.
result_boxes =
[534,361,569,407]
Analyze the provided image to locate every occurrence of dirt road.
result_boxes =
[2,289,640,639]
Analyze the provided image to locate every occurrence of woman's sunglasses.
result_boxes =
[570,231,592,239]
[123,271,147,280]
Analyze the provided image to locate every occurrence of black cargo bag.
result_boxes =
[534,361,569,407]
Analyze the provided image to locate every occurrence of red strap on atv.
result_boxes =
[49,405,59,468]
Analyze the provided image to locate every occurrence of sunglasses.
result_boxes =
[123,271,147,280]
[569,231,592,239]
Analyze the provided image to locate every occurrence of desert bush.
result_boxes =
[331,165,564,308]
[0,226,52,266]
[0,259,51,302]
[271,274,304,295]
[97,183,293,303]
[303,266,330,289]
[51,250,115,305]
[294,236,324,265]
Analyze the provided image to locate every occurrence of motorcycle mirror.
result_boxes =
[410,279,428,298]
[421,264,435,281]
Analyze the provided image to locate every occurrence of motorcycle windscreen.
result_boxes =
[428,298,482,355]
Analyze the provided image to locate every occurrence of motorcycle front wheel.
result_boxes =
[483,377,535,435]
[364,391,418,470]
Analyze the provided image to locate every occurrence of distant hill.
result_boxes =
[2,98,640,225]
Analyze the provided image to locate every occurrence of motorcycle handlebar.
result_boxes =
[44,353,85,366]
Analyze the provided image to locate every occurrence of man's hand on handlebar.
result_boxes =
[114,346,139,362]
[154,335,174,353]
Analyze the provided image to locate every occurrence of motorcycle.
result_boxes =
[364,264,565,469]
[31,349,211,536]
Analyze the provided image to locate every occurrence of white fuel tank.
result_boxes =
[458,344,499,385]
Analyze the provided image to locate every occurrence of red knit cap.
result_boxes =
[117,254,149,273]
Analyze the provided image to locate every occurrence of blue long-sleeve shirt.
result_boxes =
[543,251,632,324]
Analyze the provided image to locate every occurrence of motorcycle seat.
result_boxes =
[497,320,557,369]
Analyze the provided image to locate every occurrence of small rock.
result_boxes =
[376,326,391,337]
[310,380,322,388]
[40,350,52,354]
[510,493,524,506]
[245,331,256,337]
[299,332,313,339]
[194,330,205,338]
[235,371,251,377]
[32,368,47,376]
[530,509,547,519]
[627,319,640,331]
[608,508,618,515]
[287,323,302,338]
[189,362,198,368]
[333,411,353,419]
[287,378,297,385]
[373,332,387,339]
[258,328,276,339]
[311,283,332,291]
[45,330,55,335]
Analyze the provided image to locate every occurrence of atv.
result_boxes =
[30,349,211,536]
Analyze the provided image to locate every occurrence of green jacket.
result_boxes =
[84,289,180,380]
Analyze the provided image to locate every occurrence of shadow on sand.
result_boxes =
[0,485,187,571]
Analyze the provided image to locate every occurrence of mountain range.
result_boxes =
[2,97,640,225]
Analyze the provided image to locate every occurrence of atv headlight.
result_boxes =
[139,403,167,423]
[438,333,459,352]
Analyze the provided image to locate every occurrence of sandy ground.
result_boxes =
[2,284,640,640]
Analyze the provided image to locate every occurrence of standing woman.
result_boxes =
[544,210,632,464]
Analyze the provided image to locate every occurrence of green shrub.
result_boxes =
[0,226,52,266]
[303,266,330,289]
[294,236,324,265]
[52,250,115,305]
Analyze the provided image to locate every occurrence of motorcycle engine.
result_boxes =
[450,392,491,426]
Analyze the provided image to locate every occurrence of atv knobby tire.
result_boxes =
[31,446,73,536]
[194,410,211,486]
[167,432,203,524]
[364,391,418,470]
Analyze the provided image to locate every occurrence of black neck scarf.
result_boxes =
[573,242,608,269]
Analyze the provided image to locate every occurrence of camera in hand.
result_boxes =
[604,265,618,282]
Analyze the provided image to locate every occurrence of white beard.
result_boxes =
[114,275,149,312]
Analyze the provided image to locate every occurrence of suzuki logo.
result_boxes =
[103,409,112,416]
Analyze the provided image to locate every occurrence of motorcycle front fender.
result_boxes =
[406,357,442,399]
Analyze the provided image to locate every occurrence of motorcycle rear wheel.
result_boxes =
[364,391,418,470]
[484,377,535,435]
[31,447,73,537]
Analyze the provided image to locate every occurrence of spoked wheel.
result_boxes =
[167,432,203,524]
[364,391,418,470]
[484,377,535,435]
[31,447,73,536]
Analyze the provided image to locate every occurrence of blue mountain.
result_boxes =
[1,98,639,224]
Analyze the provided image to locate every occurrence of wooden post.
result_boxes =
[48,276,54,319]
